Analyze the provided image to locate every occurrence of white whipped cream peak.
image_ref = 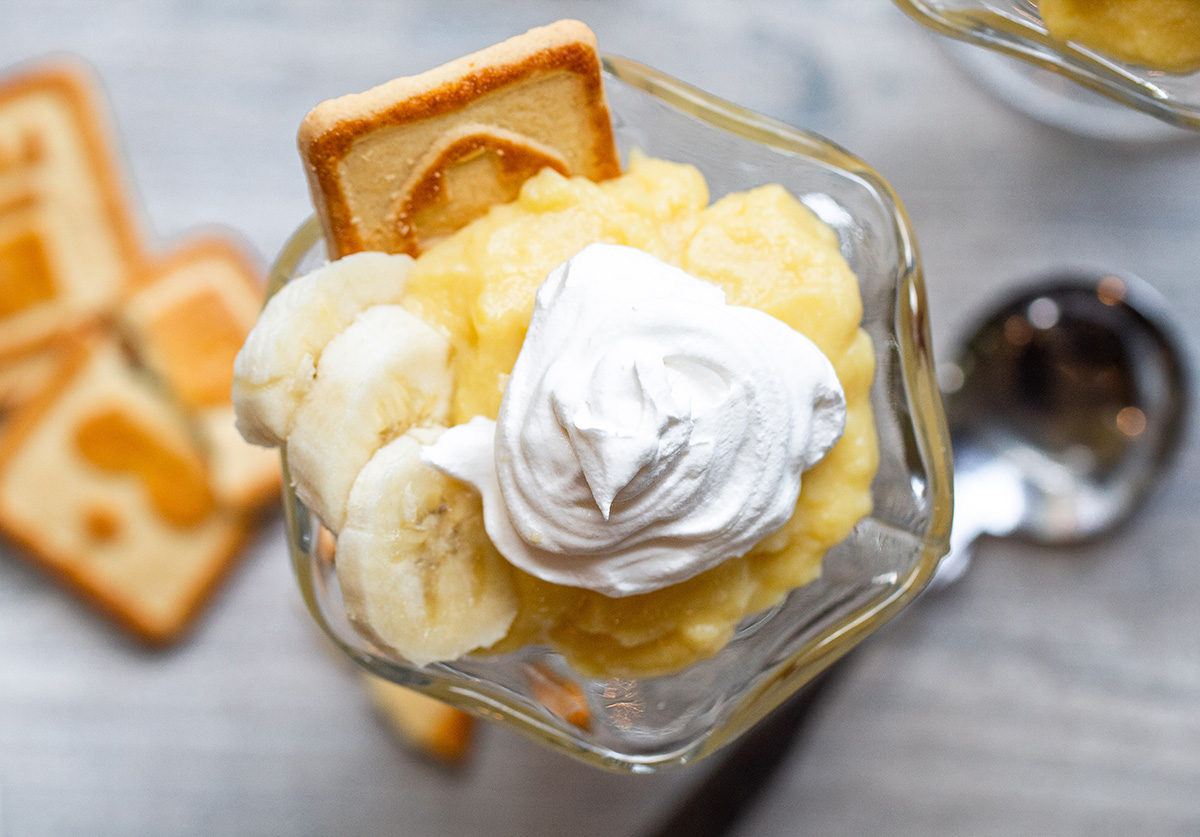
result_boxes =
[423,243,846,597]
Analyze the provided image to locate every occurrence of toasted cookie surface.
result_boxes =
[123,237,281,511]
[0,63,143,358]
[299,19,620,258]
[0,333,248,643]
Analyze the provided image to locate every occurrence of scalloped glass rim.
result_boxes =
[893,0,1200,130]
[272,55,952,772]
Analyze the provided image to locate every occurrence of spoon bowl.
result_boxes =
[939,270,1189,583]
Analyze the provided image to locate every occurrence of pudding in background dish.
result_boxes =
[893,0,1200,135]
[1038,0,1200,73]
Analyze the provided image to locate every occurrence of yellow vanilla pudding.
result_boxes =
[1039,0,1200,73]
[235,152,878,678]
[402,154,876,676]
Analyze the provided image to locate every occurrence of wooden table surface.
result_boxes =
[3,2,1199,835]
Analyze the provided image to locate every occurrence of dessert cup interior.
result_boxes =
[892,0,1200,131]
[274,56,953,772]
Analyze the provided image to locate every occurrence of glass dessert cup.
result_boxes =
[892,0,1200,132]
[274,56,952,772]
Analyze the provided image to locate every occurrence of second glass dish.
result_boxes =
[893,0,1200,131]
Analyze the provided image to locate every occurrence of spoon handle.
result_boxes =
[929,450,1026,590]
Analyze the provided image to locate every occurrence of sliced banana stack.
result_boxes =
[286,304,452,531]
[231,252,519,666]
[232,251,415,447]
[338,427,518,665]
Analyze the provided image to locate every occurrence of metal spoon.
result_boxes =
[935,270,1189,588]
[646,269,1190,837]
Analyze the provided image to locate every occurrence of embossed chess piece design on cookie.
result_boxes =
[298,19,620,258]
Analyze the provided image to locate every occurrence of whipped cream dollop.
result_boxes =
[422,243,846,597]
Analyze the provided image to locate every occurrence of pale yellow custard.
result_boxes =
[396,152,878,677]
[1039,0,1200,74]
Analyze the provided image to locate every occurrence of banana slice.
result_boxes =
[287,305,452,532]
[232,251,414,447]
[337,426,518,666]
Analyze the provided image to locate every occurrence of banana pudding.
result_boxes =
[233,20,877,678]
[1038,0,1200,73]
[235,153,877,677]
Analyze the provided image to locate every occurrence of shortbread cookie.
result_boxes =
[362,675,475,764]
[0,63,143,359]
[299,19,620,258]
[123,238,280,510]
[0,332,248,643]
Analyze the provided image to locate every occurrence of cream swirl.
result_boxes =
[422,243,846,597]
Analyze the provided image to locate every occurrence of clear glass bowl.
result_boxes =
[272,56,952,772]
[892,0,1200,131]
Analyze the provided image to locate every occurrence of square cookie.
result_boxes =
[0,63,143,358]
[0,333,248,642]
[299,19,620,258]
